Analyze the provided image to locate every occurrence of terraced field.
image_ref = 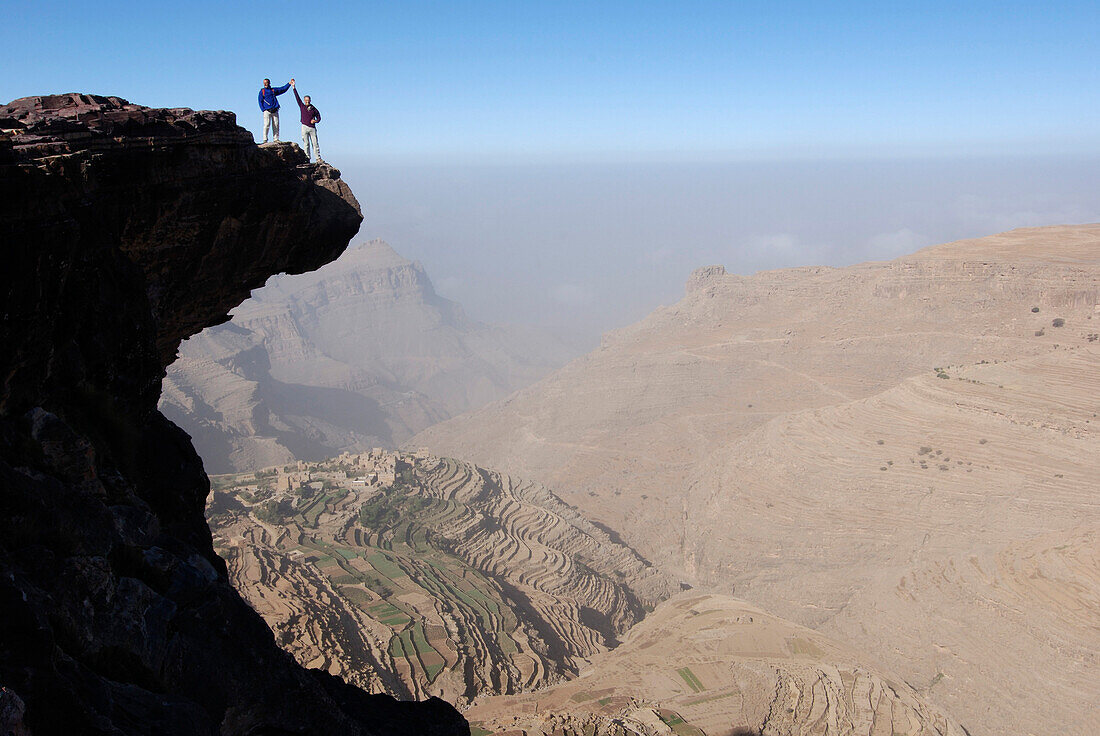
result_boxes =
[209,452,676,703]
[465,593,965,736]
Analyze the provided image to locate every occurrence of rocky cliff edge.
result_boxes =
[0,93,467,735]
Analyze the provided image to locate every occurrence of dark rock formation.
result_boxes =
[0,94,468,735]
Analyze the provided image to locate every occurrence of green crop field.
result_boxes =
[339,586,374,606]
[389,631,412,659]
[677,667,705,692]
[659,710,705,736]
[367,552,407,580]
[369,601,411,627]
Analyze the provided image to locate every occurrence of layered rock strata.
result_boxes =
[0,94,466,735]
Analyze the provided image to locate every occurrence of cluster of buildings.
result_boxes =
[267,449,411,494]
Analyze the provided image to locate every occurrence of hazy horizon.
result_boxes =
[12,2,1099,346]
[340,153,1100,344]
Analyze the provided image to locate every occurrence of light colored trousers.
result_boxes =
[301,124,320,161]
[262,109,280,142]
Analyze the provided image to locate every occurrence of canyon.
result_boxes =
[162,239,576,474]
[3,90,1096,736]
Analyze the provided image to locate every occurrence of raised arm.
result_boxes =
[273,82,291,95]
[294,86,305,108]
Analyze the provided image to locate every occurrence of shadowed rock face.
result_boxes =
[0,94,467,735]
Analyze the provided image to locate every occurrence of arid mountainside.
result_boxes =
[466,593,964,736]
[162,239,577,473]
[413,225,1100,735]
[0,93,464,735]
[208,452,674,704]
[209,456,962,736]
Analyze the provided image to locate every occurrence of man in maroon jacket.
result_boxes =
[290,79,323,163]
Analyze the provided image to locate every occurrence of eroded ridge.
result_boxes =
[209,451,677,704]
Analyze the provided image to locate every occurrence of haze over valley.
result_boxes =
[413,225,1100,734]
[184,223,1100,735]
[9,4,1100,735]
[162,239,578,473]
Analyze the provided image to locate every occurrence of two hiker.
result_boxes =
[257,78,323,163]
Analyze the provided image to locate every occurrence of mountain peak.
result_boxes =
[346,238,416,268]
[686,264,728,292]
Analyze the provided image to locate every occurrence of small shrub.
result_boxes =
[1035,328,1045,336]
[918,446,932,455]
[876,439,885,445]
[1052,318,1065,327]
[1031,306,1040,313]
[979,438,988,444]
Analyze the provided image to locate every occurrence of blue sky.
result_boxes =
[6,1,1100,160]
[7,2,1100,341]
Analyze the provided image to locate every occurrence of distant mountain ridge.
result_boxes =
[411,224,1100,736]
[161,239,578,473]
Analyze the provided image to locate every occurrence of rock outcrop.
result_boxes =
[0,94,466,735]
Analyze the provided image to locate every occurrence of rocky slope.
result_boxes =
[207,451,675,704]
[412,225,1100,735]
[0,93,465,735]
[161,239,577,473]
[466,593,965,736]
[210,456,962,736]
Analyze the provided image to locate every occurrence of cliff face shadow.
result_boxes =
[257,378,396,460]
[0,93,466,736]
[578,606,621,648]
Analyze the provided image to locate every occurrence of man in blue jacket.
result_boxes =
[258,78,291,144]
